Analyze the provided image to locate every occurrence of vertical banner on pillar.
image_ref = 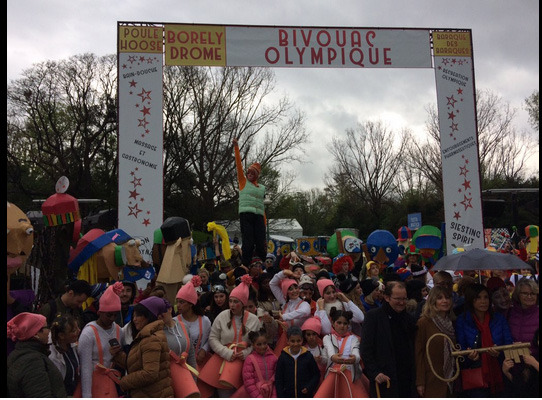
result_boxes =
[118,25,164,261]
[433,31,485,254]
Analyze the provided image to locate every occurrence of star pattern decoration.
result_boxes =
[128,203,143,218]
[138,118,149,129]
[438,57,478,226]
[129,189,140,199]
[447,95,457,108]
[130,177,142,187]
[460,195,473,211]
[137,89,152,103]
[120,55,163,229]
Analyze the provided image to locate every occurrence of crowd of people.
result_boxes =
[6,150,540,397]
[6,242,540,398]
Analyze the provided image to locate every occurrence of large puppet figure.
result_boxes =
[411,225,443,267]
[69,228,144,284]
[524,225,539,259]
[394,226,413,268]
[7,202,34,275]
[155,216,192,305]
[363,229,400,274]
[7,201,35,355]
[29,177,81,303]
[326,229,363,262]
[233,137,267,267]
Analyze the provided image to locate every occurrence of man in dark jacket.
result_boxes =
[361,280,417,397]
[38,279,92,329]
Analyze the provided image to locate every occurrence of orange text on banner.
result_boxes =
[119,26,163,53]
[432,31,471,57]
[165,25,226,66]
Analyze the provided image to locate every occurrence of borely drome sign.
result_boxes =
[117,22,483,257]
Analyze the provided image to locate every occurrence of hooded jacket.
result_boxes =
[242,347,278,398]
[114,319,173,397]
[275,345,320,398]
[7,340,67,398]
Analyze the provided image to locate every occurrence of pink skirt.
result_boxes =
[314,367,369,398]
[198,352,244,389]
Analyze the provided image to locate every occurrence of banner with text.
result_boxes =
[433,31,484,254]
[118,32,163,261]
[165,25,432,68]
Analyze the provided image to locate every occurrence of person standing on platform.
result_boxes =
[233,137,267,268]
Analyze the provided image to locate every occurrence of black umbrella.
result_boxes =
[432,247,531,271]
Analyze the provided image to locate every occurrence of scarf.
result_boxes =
[473,312,504,395]
[432,314,456,393]
[331,327,352,339]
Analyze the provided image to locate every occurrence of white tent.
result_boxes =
[215,218,303,243]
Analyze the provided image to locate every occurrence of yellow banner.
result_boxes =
[165,25,226,66]
[119,26,163,53]
[432,31,471,57]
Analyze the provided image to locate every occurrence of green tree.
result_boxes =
[7,53,118,211]
[525,90,539,133]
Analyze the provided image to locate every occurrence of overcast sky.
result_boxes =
[7,0,539,191]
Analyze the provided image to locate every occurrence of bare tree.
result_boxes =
[162,66,308,225]
[404,89,534,192]
[327,120,407,220]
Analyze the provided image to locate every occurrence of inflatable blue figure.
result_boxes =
[363,229,400,273]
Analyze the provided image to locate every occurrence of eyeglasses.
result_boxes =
[520,292,537,297]
[390,297,408,302]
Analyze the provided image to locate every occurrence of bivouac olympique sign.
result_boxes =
[117,23,484,256]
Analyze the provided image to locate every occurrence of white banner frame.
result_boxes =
[117,23,484,257]
[118,25,164,261]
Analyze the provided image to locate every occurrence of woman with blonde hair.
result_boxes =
[507,277,539,353]
[415,285,456,397]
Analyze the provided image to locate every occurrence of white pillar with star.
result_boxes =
[118,25,164,262]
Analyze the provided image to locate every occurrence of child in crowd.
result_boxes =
[49,315,81,397]
[269,269,311,356]
[502,328,539,397]
[301,316,327,384]
[235,329,278,398]
[315,307,369,398]
[314,278,364,335]
[275,326,320,398]
[246,290,279,347]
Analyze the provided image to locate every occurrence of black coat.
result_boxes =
[361,301,417,397]
[275,346,320,398]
